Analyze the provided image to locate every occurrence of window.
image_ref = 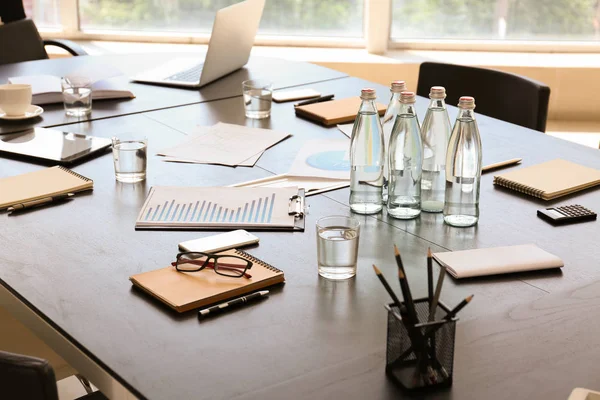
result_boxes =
[78,0,364,38]
[392,0,600,41]
[24,0,61,28]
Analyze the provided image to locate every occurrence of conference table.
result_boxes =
[0,54,599,400]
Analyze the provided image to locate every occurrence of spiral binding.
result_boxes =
[493,177,544,199]
[234,249,282,273]
[58,166,93,183]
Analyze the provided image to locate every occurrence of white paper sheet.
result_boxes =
[337,123,354,138]
[157,123,290,167]
[287,138,350,180]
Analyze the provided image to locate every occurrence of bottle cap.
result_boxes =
[458,96,476,109]
[429,86,446,99]
[391,81,407,93]
[400,91,416,104]
[360,88,377,100]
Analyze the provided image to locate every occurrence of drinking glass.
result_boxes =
[242,79,272,119]
[112,134,148,183]
[61,77,92,117]
[316,215,360,280]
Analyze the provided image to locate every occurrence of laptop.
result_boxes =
[132,0,265,88]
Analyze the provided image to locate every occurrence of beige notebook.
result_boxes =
[0,166,93,210]
[129,249,284,313]
[433,244,564,279]
[493,159,600,200]
[295,97,386,126]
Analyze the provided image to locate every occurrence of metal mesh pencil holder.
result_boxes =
[385,298,456,391]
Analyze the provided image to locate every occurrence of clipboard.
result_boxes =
[135,186,305,231]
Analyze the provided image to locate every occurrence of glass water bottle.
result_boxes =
[387,91,423,220]
[381,81,407,202]
[349,88,385,214]
[421,86,451,213]
[443,96,482,227]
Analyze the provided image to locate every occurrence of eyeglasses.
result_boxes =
[171,252,253,279]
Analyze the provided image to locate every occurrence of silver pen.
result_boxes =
[198,290,270,317]
[7,193,75,215]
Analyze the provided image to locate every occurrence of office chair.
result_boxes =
[0,350,107,400]
[0,0,87,65]
[416,62,551,132]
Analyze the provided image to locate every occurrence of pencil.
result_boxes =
[428,263,446,322]
[394,245,429,384]
[481,158,522,173]
[372,265,403,312]
[427,248,434,305]
[393,245,418,326]
[443,295,474,320]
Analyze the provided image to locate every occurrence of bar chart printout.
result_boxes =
[136,186,299,229]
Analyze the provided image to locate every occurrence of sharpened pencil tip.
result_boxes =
[394,244,400,256]
[372,264,381,274]
[427,248,432,257]
[397,267,405,279]
[466,295,474,302]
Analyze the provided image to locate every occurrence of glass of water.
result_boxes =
[111,134,148,183]
[61,76,92,117]
[316,215,360,280]
[242,79,272,119]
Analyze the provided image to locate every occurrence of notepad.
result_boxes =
[8,75,134,105]
[129,249,285,312]
[295,97,386,126]
[433,244,564,279]
[493,159,600,200]
[0,166,93,210]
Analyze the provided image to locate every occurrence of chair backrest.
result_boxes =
[0,0,27,24]
[0,19,48,65]
[0,350,59,400]
[416,62,551,132]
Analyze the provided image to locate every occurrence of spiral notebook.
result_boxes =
[493,159,600,200]
[129,249,284,313]
[0,166,93,210]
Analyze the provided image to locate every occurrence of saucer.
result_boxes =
[0,105,44,120]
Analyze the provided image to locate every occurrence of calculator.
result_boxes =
[537,204,597,226]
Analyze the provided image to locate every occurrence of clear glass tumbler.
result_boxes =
[242,79,273,119]
[61,76,92,117]
[112,134,148,183]
[316,215,360,280]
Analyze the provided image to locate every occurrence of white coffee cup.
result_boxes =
[0,84,32,116]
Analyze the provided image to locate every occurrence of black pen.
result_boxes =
[198,290,269,317]
[294,94,334,107]
[8,193,75,215]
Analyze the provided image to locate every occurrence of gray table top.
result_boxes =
[0,61,599,400]
[0,53,347,134]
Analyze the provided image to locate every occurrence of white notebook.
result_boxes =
[433,244,564,279]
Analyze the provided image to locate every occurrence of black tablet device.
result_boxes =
[0,127,112,165]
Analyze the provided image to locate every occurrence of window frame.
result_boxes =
[38,0,600,53]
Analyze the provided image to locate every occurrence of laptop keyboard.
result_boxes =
[164,63,204,83]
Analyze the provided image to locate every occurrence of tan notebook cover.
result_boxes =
[0,166,93,210]
[295,97,386,126]
[433,244,564,279]
[129,249,284,313]
[493,159,600,200]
